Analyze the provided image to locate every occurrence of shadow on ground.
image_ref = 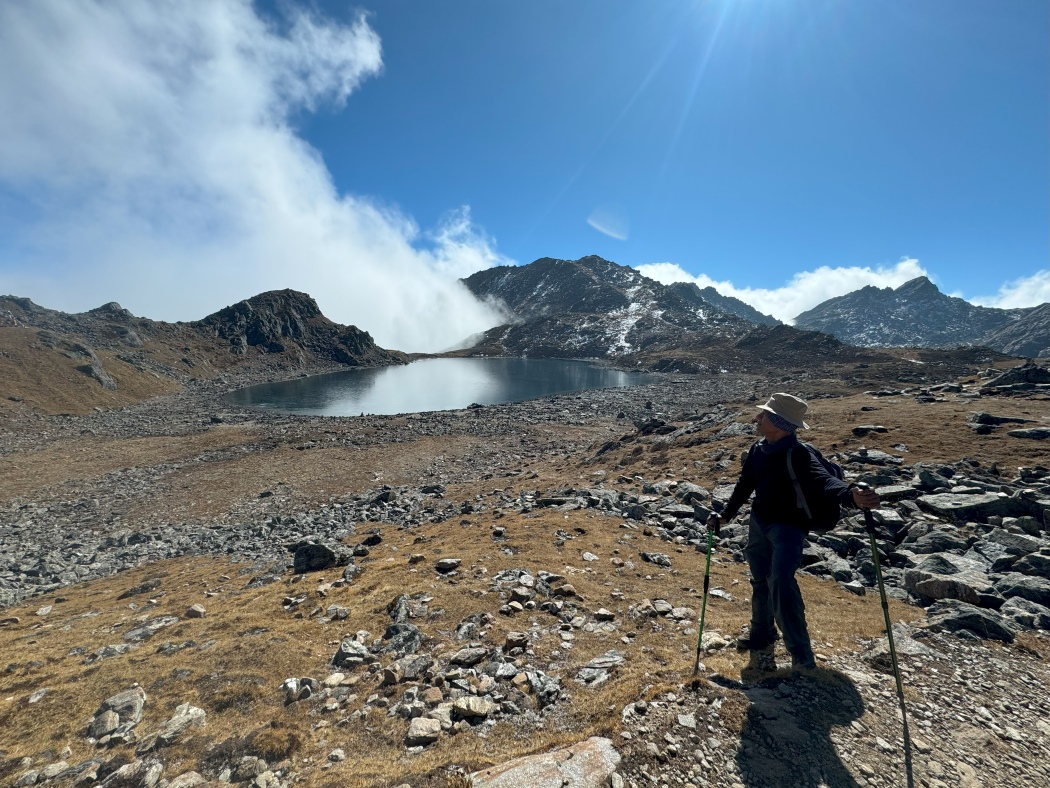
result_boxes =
[719,667,866,788]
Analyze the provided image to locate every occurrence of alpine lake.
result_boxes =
[225,357,659,417]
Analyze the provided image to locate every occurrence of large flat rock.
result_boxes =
[471,737,621,788]
[917,493,1029,521]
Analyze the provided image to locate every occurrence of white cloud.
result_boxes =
[0,0,508,352]
[586,206,629,241]
[637,259,930,322]
[972,269,1050,309]
[429,206,515,279]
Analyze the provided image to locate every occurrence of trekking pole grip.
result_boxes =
[855,482,878,535]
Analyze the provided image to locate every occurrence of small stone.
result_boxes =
[185,604,206,619]
[328,748,345,762]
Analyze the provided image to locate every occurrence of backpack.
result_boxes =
[786,443,846,531]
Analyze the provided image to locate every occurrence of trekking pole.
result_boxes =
[857,482,914,788]
[690,514,719,689]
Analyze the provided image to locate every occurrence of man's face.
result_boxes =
[754,410,782,441]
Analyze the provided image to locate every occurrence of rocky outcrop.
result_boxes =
[982,302,1050,359]
[194,289,402,367]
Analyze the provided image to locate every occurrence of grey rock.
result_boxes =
[846,448,902,466]
[88,710,121,739]
[99,758,163,788]
[1013,552,1050,580]
[673,482,709,504]
[292,543,337,574]
[406,716,442,745]
[99,687,147,727]
[1000,597,1050,630]
[453,696,497,719]
[804,555,854,582]
[435,558,462,573]
[167,772,206,788]
[904,553,993,605]
[123,616,179,643]
[41,762,70,780]
[1007,428,1050,440]
[995,572,1050,607]
[922,599,1016,642]
[910,530,969,554]
[332,638,371,668]
[382,622,423,655]
[918,493,1029,522]
[470,736,621,788]
[985,528,1044,556]
[152,703,205,749]
[640,552,671,568]
[450,647,488,666]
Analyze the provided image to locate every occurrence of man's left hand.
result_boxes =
[852,486,880,510]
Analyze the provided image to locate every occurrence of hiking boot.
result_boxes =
[735,633,777,652]
[747,644,777,673]
[791,653,817,671]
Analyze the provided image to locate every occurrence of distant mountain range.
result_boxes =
[459,256,866,372]
[794,276,1049,358]
[462,260,1047,360]
[462,256,753,365]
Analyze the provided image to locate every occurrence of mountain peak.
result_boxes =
[894,276,941,297]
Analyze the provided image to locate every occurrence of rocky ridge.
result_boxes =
[0,290,403,409]
[461,257,774,369]
[794,276,1048,357]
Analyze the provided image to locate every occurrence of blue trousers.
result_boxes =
[745,514,813,660]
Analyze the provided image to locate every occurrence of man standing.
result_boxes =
[707,393,879,671]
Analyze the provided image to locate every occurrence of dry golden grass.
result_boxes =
[0,498,927,787]
[0,327,182,416]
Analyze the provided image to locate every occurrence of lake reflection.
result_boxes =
[226,357,657,416]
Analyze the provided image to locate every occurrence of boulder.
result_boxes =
[1013,553,1050,580]
[994,573,1050,607]
[293,543,337,574]
[1000,597,1050,630]
[452,696,497,720]
[450,647,488,666]
[984,528,1044,556]
[922,599,1016,642]
[640,552,671,568]
[909,530,969,554]
[137,704,206,752]
[88,710,121,739]
[405,717,442,746]
[917,493,1029,522]
[98,687,147,727]
[470,737,621,788]
[903,553,994,606]
[804,555,854,582]
[332,638,371,668]
[123,616,179,643]
[673,482,709,504]
[1007,428,1050,440]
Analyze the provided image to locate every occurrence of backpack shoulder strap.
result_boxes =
[786,446,813,519]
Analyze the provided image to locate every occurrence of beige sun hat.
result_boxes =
[757,392,810,429]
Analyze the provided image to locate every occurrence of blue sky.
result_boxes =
[0,1,1047,349]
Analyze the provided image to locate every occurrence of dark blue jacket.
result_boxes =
[722,434,854,530]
